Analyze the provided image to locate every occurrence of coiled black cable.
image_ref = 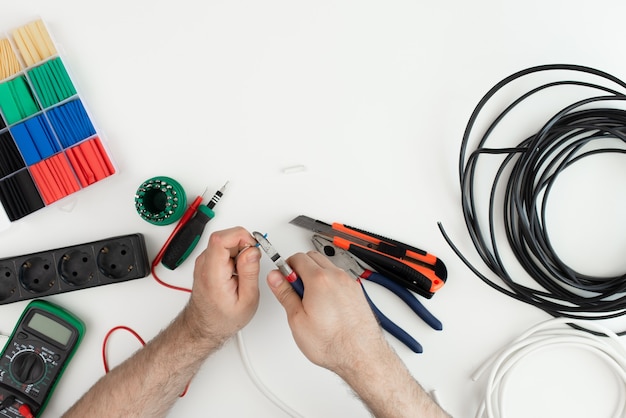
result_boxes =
[438,64,626,332]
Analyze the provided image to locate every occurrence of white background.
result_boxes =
[0,1,625,417]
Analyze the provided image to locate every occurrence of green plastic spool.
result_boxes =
[134,176,186,225]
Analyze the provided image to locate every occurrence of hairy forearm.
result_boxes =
[337,339,450,418]
[63,305,227,418]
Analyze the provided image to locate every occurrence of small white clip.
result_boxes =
[282,165,307,174]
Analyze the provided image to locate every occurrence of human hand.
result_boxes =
[185,226,261,346]
[266,251,387,375]
[267,251,451,418]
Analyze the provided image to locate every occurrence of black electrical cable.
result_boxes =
[438,64,626,333]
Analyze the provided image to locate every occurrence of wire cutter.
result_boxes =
[311,235,443,354]
[253,231,305,298]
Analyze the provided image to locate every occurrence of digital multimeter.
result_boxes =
[0,300,85,418]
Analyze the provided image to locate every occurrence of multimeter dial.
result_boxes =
[1,337,63,403]
[10,350,45,384]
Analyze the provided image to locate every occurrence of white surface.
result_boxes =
[0,1,625,417]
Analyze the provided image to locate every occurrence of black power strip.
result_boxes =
[0,234,150,305]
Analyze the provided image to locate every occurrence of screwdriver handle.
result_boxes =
[161,206,215,270]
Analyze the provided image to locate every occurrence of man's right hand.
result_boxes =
[266,251,387,374]
[266,250,451,418]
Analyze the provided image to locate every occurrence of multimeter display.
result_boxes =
[0,300,85,418]
[26,313,73,347]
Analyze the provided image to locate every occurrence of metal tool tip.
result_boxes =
[252,232,272,252]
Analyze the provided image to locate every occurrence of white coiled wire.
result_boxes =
[472,317,626,418]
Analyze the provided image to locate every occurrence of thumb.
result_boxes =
[267,270,302,317]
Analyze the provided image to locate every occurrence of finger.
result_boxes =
[286,252,324,281]
[205,227,257,264]
[235,246,261,302]
[267,270,302,317]
[307,250,340,269]
[307,251,354,286]
[287,252,341,289]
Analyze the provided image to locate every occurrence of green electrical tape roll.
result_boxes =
[135,176,187,225]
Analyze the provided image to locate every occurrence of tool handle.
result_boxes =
[285,271,305,298]
[289,277,305,298]
[360,282,422,353]
[335,223,447,280]
[161,206,214,270]
[347,244,440,298]
[337,223,426,256]
[365,272,442,331]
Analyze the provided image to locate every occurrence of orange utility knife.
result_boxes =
[289,215,447,298]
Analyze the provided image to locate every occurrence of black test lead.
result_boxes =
[161,182,229,270]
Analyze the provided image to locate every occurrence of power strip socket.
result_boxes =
[0,234,150,305]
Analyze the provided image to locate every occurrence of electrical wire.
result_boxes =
[472,317,626,418]
[236,331,303,418]
[101,325,190,397]
[101,326,146,373]
[100,328,305,413]
[438,64,626,331]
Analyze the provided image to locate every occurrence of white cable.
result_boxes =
[472,317,626,418]
[236,330,304,418]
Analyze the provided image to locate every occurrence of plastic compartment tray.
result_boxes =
[0,19,115,225]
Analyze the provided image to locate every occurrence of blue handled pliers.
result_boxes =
[311,235,442,353]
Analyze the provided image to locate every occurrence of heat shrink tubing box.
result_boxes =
[0,19,117,231]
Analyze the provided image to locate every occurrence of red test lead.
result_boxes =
[18,404,34,418]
